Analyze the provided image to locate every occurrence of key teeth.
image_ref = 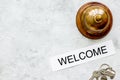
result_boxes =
[89,77,96,80]
[89,77,93,80]
[89,75,94,80]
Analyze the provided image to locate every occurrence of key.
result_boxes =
[89,71,101,80]
[100,69,115,79]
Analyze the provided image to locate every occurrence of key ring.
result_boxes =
[99,64,111,70]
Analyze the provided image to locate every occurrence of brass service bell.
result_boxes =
[76,2,113,39]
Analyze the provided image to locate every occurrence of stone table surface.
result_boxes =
[0,0,119,80]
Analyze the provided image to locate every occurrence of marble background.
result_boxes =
[0,0,119,80]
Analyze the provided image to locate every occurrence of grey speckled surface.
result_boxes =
[0,0,119,80]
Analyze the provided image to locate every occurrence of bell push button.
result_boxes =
[76,2,113,39]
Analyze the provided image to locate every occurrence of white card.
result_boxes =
[50,40,115,71]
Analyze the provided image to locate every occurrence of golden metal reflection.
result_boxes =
[76,2,113,39]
